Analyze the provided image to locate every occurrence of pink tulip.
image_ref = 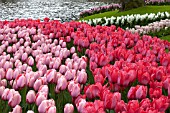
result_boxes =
[56,76,68,91]
[8,92,21,108]
[45,69,56,83]
[27,110,34,113]
[46,106,56,113]
[68,81,80,98]
[21,53,28,61]
[38,85,49,94]
[38,99,55,113]
[0,86,5,97]
[76,70,87,84]
[53,57,61,69]
[16,74,26,89]
[27,56,34,66]
[70,47,75,54]
[0,68,5,79]
[64,103,74,113]
[11,105,22,113]
[35,92,47,106]
[0,79,7,87]
[59,65,67,74]
[26,90,36,104]
[33,78,44,91]
[65,70,75,81]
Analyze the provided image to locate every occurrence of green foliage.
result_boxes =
[148,27,170,40]
[124,0,145,11]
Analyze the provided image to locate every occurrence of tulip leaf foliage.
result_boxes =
[0,18,170,113]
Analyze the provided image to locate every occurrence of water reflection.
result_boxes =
[0,0,115,22]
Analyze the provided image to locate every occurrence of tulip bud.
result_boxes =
[38,85,48,94]
[6,68,14,80]
[8,92,21,108]
[21,53,28,61]
[26,90,36,104]
[76,70,87,84]
[16,74,26,89]
[56,76,68,91]
[12,105,22,113]
[27,56,34,66]
[35,92,47,106]
[64,103,74,113]
[0,86,5,97]
[27,110,34,113]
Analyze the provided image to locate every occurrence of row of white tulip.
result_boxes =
[126,19,170,34]
[80,12,170,28]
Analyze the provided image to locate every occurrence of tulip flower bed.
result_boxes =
[80,12,170,29]
[145,0,170,5]
[126,19,170,34]
[0,18,170,113]
[79,3,121,18]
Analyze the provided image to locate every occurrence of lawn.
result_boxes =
[80,5,170,20]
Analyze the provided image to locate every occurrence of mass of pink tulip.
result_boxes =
[79,3,121,18]
[0,18,170,113]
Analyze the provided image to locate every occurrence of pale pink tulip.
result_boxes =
[26,90,36,104]
[53,58,61,69]
[0,68,5,79]
[21,53,28,61]
[0,79,7,87]
[8,92,21,108]
[38,85,49,94]
[65,70,75,81]
[45,69,56,83]
[27,56,34,66]
[70,47,76,54]
[64,103,74,113]
[46,106,56,113]
[12,105,22,113]
[16,74,26,89]
[57,76,68,91]
[0,86,5,97]
[76,70,87,84]
[35,92,47,106]
[59,65,67,74]
[33,78,44,91]
[27,110,34,113]
[1,88,10,100]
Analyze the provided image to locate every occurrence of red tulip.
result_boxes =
[140,98,151,111]
[115,100,127,113]
[152,96,169,112]
[84,83,103,99]
[83,102,97,113]
[127,100,140,113]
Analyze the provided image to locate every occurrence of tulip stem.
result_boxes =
[162,88,168,96]
[4,100,11,113]
[55,90,72,113]
[0,99,5,111]
[19,86,28,113]
[32,103,38,113]
[48,84,55,99]
[86,64,94,84]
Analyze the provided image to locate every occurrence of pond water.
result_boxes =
[0,0,115,22]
